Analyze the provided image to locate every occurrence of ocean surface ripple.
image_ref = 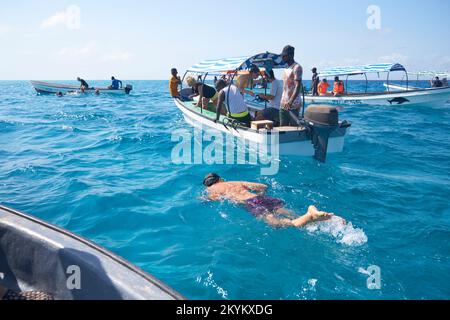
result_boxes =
[0,80,449,299]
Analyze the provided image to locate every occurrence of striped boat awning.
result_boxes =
[318,63,407,77]
[187,52,286,74]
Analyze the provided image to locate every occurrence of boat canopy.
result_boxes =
[318,63,407,77]
[408,71,450,77]
[187,52,287,74]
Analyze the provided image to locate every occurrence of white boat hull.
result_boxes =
[30,81,132,95]
[174,99,350,157]
[305,87,450,107]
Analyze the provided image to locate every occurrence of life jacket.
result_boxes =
[333,81,345,94]
[318,82,329,95]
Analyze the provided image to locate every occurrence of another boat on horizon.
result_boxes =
[305,64,450,107]
[30,80,133,95]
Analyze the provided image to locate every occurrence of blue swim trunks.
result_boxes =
[246,196,285,217]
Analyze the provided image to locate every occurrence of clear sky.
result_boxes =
[0,0,449,80]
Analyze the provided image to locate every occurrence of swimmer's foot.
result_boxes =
[307,206,334,222]
[291,206,335,228]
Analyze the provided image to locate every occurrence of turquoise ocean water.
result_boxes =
[0,80,449,299]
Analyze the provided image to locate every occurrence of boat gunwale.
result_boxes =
[0,204,185,300]
[175,98,351,135]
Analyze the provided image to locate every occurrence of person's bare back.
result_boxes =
[207,181,268,203]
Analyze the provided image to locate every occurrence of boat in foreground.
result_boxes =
[305,64,450,107]
[30,80,133,95]
[176,53,352,162]
[0,205,183,300]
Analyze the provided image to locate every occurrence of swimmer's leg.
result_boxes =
[292,206,334,228]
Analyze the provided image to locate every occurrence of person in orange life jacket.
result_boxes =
[333,76,345,96]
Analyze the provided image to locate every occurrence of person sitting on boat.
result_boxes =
[185,76,218,110]
[280,45,303,127]
[77,77,89,90]
[318,79,330,96]
[169,68,181,98]
[109,76,123,90]
[431,76,443,88]
[235,65,261,97]
[333,76,345,96]
[442,78,449,87]
[311,67,320,96]
[254,70,282,126]
[215,79,251,127]
[203,173,340,229]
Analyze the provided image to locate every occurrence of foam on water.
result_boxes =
[305,216,368,246]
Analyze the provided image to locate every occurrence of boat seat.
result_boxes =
[272,126,306,133]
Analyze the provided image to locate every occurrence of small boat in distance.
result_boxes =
[30,80,133,95]
[305,64,450,107]
[0,205,184,300]
[175,53,352,162]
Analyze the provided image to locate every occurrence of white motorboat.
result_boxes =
[175,53,351,162]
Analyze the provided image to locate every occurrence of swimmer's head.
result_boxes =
[203,173,222,187]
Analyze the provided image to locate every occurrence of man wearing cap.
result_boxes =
[279,45,304,126]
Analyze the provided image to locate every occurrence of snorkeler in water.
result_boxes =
[203,173,342,228]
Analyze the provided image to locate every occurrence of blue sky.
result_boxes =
[0,0,449,80]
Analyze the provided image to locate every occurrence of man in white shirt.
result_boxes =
[255,70,282,126]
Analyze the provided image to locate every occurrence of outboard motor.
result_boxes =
[125,84,133,94]
[304,105,339,162]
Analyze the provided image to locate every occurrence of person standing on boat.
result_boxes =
[170,68,182,98]
[215,79,251,127]
[77,77,89,90]
[311,67,320,96]
[109,76,123,90]
[280,45,303,126]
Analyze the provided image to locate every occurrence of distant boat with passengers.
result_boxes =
[304,63,450,107]
[30,77,133,95]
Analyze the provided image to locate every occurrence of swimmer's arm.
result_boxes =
[243,182,268,193]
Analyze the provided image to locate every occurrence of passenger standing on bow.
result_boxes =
[109,76,123,90]
[280,45,303,127]
[215,79,251,127]
[169,68,182,98]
